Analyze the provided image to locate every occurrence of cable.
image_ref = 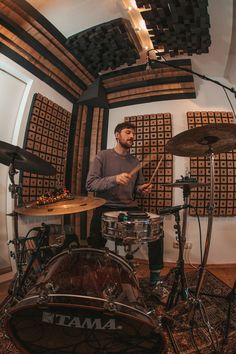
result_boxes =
[146,50,236,97]
[190,205,203,264]
[223,86,236,121]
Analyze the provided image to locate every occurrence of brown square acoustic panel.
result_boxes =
[187,111,235,216]
[124,113,173,213]
[21,93,71,204]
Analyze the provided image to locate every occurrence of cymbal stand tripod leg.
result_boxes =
[188,151,220,353]
[220,278,236,352]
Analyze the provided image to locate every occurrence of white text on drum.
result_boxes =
[42,312,123,330]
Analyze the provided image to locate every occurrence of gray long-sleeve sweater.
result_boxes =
[86,149,145,208]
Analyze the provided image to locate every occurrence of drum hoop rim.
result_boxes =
[12,294,154,325]
[43,247,136,273]
[102,211,163,220]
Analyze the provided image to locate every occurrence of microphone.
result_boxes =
[158,204,189,215]
[145,56,151,71]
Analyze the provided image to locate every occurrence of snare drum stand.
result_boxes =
[124,242,141,270]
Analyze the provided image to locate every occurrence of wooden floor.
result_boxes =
[0,263,235,304]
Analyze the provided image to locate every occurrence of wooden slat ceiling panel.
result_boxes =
[103,65,193,88]
[102,60,195,106]
[107,86,195,104]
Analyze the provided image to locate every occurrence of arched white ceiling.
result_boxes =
[27,0,126,37]
[27,0,236,85]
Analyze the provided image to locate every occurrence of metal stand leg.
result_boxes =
[166,210,188,310]
[188,151,220,353]
[220,279,236,351]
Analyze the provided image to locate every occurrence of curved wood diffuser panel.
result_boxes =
[70,105,109,241]
[0,0,94,102]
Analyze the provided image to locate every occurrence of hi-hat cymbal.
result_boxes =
[15,196,106,216]
[165,124,236,157]
[0,140,56,175]
[162,182,208,189]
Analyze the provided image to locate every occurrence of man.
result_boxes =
[86,121,164,286]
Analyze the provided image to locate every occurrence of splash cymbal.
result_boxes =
[165,124,236,157]
[15,196,106,216]
[0,140,56,175]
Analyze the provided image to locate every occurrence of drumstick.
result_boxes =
[129,154,155,176]
[149,155,164,184]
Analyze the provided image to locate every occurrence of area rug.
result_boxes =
[140,270,236,354]
[0,270,235,354]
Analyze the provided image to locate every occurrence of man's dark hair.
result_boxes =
[114,122,136,134]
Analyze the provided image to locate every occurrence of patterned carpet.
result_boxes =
[140,270,236,354]
[0,269,235,354]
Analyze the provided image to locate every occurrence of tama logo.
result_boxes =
[42,311,122,330]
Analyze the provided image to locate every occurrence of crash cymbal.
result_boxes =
[0,140,56,175]
[165,124,236,157]
[15,196,106,216]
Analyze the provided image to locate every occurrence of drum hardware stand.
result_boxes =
[191,277,236,352]
[187,148,220,353]
[161,316,181,354]
[6,162,25,303]
[220,278,236,352]
[166,207,189,310]
[8,162,22,270]
[13,224,49,298]
[124,242,141,269]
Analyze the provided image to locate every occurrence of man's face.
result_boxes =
[116,128,135,149]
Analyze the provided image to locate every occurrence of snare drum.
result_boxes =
[102,211,163,243]
[5,248,166,353]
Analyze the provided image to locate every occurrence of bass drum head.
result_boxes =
[6,304,166,353]
[5,248,166,353]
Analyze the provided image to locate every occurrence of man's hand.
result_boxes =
[116,172,132,185]
[137,183,153,195]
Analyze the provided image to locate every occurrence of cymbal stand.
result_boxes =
[221,278,236,352]
[166,207,189,310]
[7,162,24,300]
[15,224,49,298]
[188,149,220,353]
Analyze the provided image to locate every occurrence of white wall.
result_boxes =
[108,77,236,265]
[0,54,73,272]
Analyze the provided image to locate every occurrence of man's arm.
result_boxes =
[86,154,132,192]
[86,155,117,192]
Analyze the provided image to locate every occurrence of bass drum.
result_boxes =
[5,248,166,354]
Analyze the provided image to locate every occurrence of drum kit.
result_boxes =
[0,122,236,354]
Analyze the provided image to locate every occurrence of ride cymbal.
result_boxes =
[165,124,236,157]
[0,140,56,175]
[15,196,106,216]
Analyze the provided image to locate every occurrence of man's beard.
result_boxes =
[119,140,133,149]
